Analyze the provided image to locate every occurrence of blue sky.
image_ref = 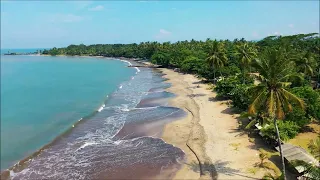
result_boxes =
[1,0,319,48]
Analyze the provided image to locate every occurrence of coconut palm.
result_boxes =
[205,40,228,83]
[295,52,317,79]
[291,160,320,180]
[308,137,320,160]
[248,48,305,180]
[234,42,258,83]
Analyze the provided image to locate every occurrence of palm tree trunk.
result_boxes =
[242,68,246,84]
[213,64,216,84]
[274,119,287,180]
[317,68,320,88]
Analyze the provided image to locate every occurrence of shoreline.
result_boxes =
[0,57,143,179]
[160,68,268,179]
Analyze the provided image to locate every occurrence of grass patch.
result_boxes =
[247,167,259,175]
[229,143,241,151]
[288,123,320,153]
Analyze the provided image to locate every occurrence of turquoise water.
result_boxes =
[0,55,135,169]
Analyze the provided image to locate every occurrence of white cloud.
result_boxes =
[288,24,294,28]
[155,29,172,39]
[89,5,104,11]
[49,14,84,23]
[274,32,280,35]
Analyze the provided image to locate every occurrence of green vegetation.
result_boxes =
[308,137,320,161]
[45,33,320,179]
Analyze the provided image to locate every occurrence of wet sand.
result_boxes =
[161,69,267,179]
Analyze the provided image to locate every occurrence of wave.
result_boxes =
[134,67,140,72]
[120,60,132,66]
[76,142,98,151]
[97,104,105,112]
[5,65,187,180]
[119,59,140,73]
[134,106,159,110]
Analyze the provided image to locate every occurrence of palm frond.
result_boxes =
[280,89,305,110]
[245,119,257,130]
[249,86,267,115]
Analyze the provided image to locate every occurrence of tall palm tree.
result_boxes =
[248,48,305,180]
[234,42,258,83]
[205,40,228,83]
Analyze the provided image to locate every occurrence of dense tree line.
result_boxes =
[43,33,320,84]
[44,33,320,179]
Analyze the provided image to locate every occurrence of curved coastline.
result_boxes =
[0,57,139,177]
[1,58,189,180]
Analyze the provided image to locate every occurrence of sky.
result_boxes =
[1,0,319,48]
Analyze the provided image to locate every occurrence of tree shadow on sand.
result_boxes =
[186,160,259,180]
[192,80,211,84]
[208,96,227,102]
[187,93,206,98]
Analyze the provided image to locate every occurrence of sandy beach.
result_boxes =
[161,68,268,180]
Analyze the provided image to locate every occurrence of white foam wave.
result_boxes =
[76,142,98,151]
[113,140,124,145]
[131,76,135,80]
[134,67,140,72]
[121,108,130,112]
[119,85,123,89]
[120,60,132,66]
[134,106,159,110]
[97,104,105,112]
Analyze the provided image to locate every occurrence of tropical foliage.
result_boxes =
[44,33,320,179]
[308,137,320,160]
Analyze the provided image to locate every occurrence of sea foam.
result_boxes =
[97,104,105,112]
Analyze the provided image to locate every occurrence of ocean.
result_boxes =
[0,54,186,179]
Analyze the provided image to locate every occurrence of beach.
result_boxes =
[161,68,267,179]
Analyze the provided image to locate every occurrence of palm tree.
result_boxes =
[308,137,320,160]
[295,52,317,80]
[234,42,258,84]
[291,160,320,180]
[248,48,305,180]
[205,40,228,83]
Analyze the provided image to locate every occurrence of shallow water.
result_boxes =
[3,57,186,179]
[0,55,136,169]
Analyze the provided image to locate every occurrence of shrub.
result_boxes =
[230,84,252,110]
[215,76,242,98]
[261,121,300,141]
[220,64,241,77]
[285,107,310,128]
[291,86,320,120]
[308,137,320,160]
[151,51,171,67]
[180,56,204,74]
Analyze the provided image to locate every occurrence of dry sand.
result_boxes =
[161,68,268,180]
